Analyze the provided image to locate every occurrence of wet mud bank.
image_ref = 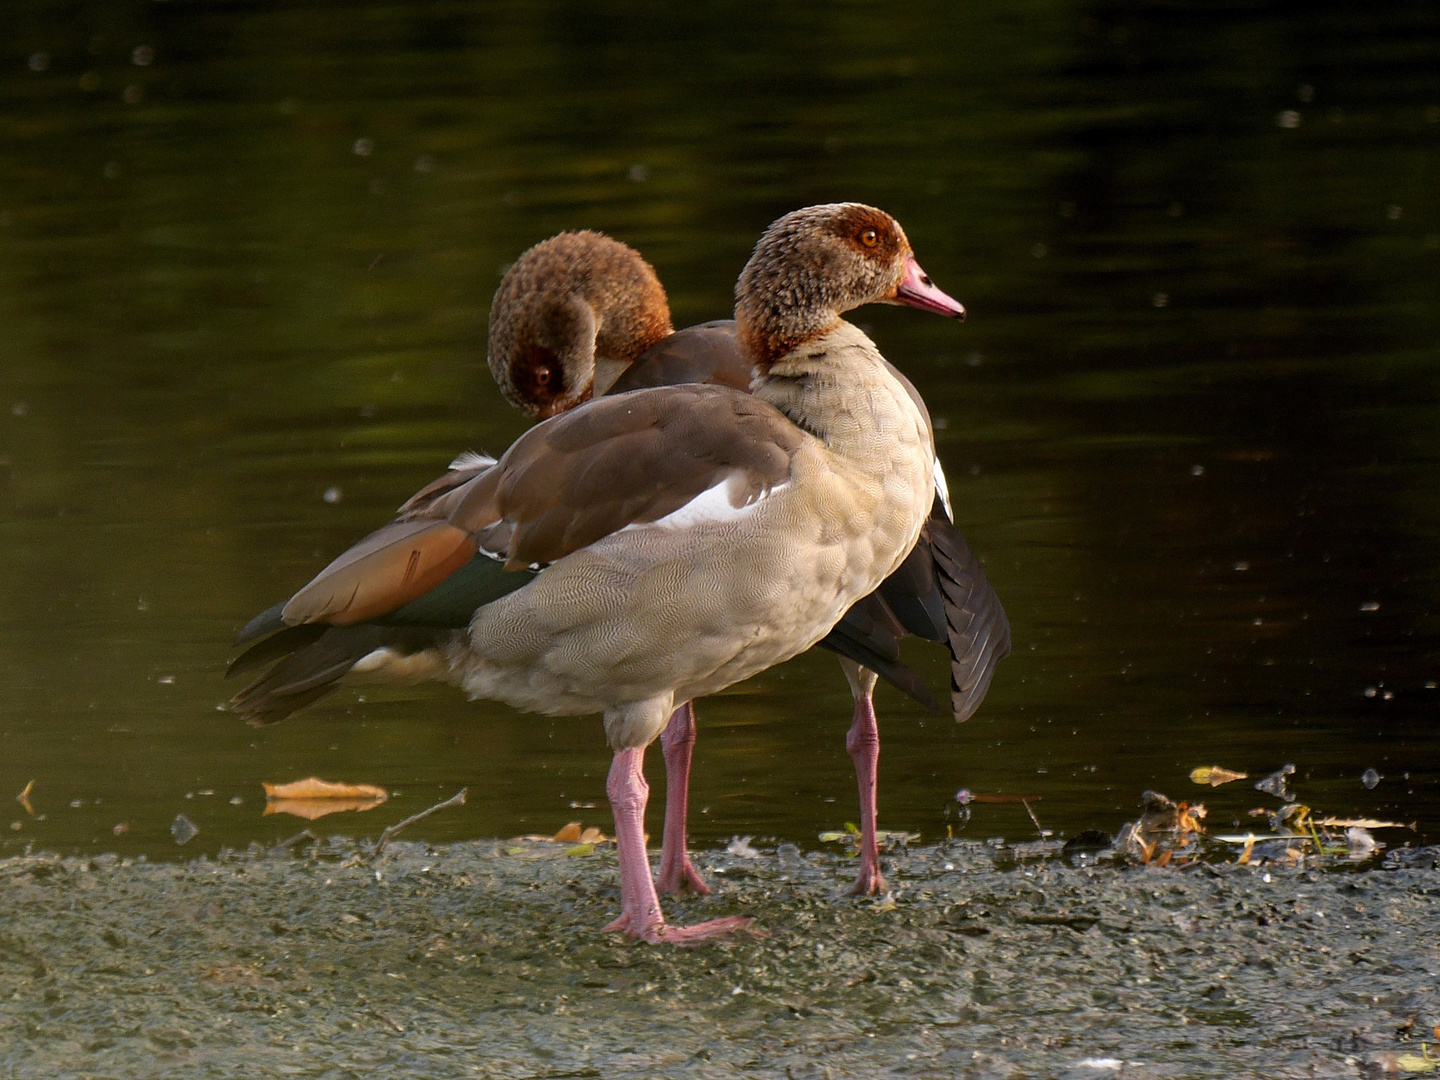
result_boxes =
[2,840,1437,1079]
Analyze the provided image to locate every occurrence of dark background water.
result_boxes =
[1,0,1437,859]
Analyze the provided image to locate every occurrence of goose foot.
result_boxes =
[657,703,711,895]
[845,683,888,896]
[849,858,888,897]
[606,745,749,944]
[603,910,752,945]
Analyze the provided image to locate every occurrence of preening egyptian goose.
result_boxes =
[231,203,974,942]
[483,230,1010,896]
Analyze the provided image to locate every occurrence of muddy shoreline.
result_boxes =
[2,839,1437,1078]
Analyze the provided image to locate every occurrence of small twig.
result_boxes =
[370,1008,405,1033]
[1021,799,1045,835]
[276,829,320,851]
[368,787,467,862]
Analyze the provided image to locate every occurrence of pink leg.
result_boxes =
[656,703,711,895]
[846,689,887,895]
[601,746,750,944]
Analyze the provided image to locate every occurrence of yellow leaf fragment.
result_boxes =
[1395,1053,1436,1073]
[263,777,388,802]
[1238,835,1256,865]
[564,843,595,856]
[504,845,525,855]
[16,780,34,816]
[548,823,607,844]
[1190,766,1248,787]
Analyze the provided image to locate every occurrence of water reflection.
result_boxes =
[1,0,1436,858]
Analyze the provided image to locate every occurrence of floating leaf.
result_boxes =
[15,780,34,816]
[262,777,387,819]
[1190,766,1248,787]
[564,843,595,856]
[263,777,388,802]
[552,822,583,843]
[1316,817,1406,829]
[265,798,385,820]
[504,845,525,855]
[579,826,606,844]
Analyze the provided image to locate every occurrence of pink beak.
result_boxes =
[894,255,966,319]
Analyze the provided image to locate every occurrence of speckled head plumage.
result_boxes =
[488,231,674,419]
[735,203,964,370]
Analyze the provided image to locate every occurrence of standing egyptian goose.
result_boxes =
[483,230,1009,895]
[231,203,963,942]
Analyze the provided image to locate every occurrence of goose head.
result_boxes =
[735,203,965,369]
[487,231,674,419]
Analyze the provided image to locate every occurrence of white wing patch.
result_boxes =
[631,474,787,533]
[933,457,954,522]
[350,647,445,682]
[449,450,497,471]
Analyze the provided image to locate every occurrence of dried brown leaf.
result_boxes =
[15,780,34,816]
[551,822,583,842]
[263,777,388,802]
[264,797,386,820]
[1177,802,1208,835]
[1316,817,1406,829]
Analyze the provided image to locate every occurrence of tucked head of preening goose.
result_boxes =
[735,202,966,369]
[487,231,673,418]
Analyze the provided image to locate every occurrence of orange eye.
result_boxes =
[535,367,553,386]
[860,229,879,247]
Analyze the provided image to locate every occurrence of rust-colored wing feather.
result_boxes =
[281,519,478,626]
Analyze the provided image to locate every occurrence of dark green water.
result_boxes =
[1,1,1437,860]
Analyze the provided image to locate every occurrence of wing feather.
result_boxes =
[607,320,752,394]
[281,520,478,626]
[465,385,802,569]
[927,516,1011,722]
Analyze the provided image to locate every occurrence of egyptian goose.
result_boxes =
[231,203,968,942]
[483,229,1009,896]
